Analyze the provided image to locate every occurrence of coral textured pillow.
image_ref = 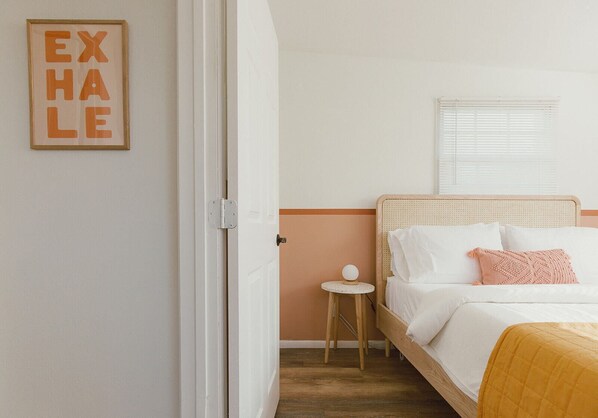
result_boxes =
[468,248,578,285]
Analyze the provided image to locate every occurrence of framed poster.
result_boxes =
[27,19,129,150]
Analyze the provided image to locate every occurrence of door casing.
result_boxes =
[177,0,227,416]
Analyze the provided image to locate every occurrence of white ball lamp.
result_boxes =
[342,264,359,285]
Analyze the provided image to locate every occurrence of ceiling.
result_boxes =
[268,0,598,73]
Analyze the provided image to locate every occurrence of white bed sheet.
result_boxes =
[385,277,460,323]
[384,279,598,402]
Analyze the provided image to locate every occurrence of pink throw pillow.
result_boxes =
[468,248,578,285]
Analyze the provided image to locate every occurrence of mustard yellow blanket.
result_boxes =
[478,322,598,418]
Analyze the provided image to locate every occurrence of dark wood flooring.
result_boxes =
[276,348,459,418]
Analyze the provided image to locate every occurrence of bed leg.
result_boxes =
[385,338,390,357]
[399,351,405,361]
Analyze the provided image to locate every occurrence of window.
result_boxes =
[437,98,559,195]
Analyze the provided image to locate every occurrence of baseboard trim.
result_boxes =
[280,340,387,349]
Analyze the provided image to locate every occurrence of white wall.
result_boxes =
[0,1,178,417]
[280,50,598,208]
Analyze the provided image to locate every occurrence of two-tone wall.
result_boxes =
[279,50,598,344]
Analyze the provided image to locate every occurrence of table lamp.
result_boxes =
[342,264,359,285]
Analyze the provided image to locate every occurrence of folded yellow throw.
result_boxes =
[478,322,598,418]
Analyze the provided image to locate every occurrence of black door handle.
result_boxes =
[276,234,287,246]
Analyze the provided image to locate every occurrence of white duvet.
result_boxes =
[403,284,598,400]
[407,284,598,345]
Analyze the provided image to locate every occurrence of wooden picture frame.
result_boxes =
[27,19,129,150]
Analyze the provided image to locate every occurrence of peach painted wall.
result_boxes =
[279,212,382,341]
[581,213,598,227]
[280,211,598,341]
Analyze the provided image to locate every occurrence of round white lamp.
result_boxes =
[342,264,359,285]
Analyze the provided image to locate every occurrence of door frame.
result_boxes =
[177,0,227,416]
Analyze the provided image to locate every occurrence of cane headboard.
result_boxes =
[375,195,581,312]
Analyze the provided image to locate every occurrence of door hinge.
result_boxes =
[209,199,238,229]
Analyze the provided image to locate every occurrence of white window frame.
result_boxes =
[436,97,559,195]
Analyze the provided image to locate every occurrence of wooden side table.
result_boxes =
[321,281,375,370]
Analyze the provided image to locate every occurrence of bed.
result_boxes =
[375,195,598,417]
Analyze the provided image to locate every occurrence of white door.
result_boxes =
[227,0,280,416]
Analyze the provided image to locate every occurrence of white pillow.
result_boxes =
[399,223,503,284]
[499,225,507,248]
[387,229,410,281]
[504,225,598,284]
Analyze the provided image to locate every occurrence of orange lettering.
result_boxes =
[45,31,71,62]
[85,107,112,138]
[47,107,77,138]
[77,31,108,63]
[46,69,73,100]
[79,69,110,100]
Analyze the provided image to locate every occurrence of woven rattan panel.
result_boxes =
[377,196,579,301]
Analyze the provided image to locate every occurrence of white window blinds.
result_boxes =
[437,98,559,195]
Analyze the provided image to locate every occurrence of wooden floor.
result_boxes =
[276,348,460,418]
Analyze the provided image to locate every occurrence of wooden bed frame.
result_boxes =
[375,194,580,418]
